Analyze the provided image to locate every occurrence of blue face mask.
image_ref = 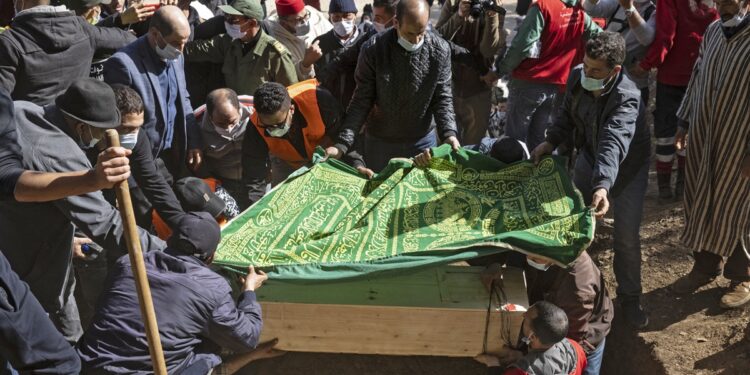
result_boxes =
[119,131,138,150]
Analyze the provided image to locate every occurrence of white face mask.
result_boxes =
[225,21,247,40]
[267,122,291,137]
[155,32,181,61]
[580,68,614,92]
[295,20,311,37]
[79,126,101,150]
[527,258,551,271]
[119,130,138,150]
[214,117,247,138]
[397,33,424,52]
[333,20,355,37]
[720,7,748,28]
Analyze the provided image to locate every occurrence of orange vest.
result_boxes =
[152,178,227,241]
[251,79,327,168]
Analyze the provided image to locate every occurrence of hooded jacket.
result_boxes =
[0,6,135,105]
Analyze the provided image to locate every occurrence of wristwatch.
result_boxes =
[624,5,637,17]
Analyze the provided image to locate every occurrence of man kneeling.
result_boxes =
[77,212,283,374]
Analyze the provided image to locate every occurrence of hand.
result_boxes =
[356,166,375,179]
[249,338,287,361]
[480,263,503,292]
[473,354,501,367]
[94,146,132,189]
[324,146,343,160]
[486,0,502,17]
[120,2,157,25]
[444,136,461,151]
[530,141,555,165]
[629,64,648,78]
[413,149,432,167]
[161,0,178,5]
[618,0,635,10]
[741,155,750,179]
[481,71,500,87]
[239,266,268,292]
[591,188,609,218]
[73,237,93,259]
[187,149,203,171]
[457,0,471,18]
[675,126,688,151]
[302,40,323,68]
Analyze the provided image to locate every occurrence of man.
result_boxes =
[436,0,504,144]
[669,0,750,309]
[263,0,332,80]
[196,88,254,210]
[104,5,202,178]
[531,32,651,328]
[0,79,166,342]
[484,252,613,375]
[0,0,135,105]
[582,0,656,103]
[630,0,716,202]
[77,212,283,374]
[474,301,588,375]
[373,0,397,32]
[243,81,367,205]
[326,0,461,172]
[312,0,374,108]
[183,0,299,97]
[482,0,601,151]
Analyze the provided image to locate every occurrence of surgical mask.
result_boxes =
[78,126,101,150]
[527,258,551,271]
[295,20,311,37]
[721,8,748,28]
[267,122,291,137]
[333,20,355,37]
[214,117,247,138]
[520,336,532,346]
[373,22,387,32]
[119,131,138,150]
[580,69,612,92]
[225,21,247,40]
[155,33,181,61]
[397,34,424,52]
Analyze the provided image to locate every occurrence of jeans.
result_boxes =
[505,79,560,151]
[574,154,649,298]
[364,131,438,172]
[583,338,606,375]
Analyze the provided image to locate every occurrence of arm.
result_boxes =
[628,5,656,47]
[0,37,19,95]
[639,0,676,70]
[479,7,504,61]
[495,5,544,75]
[544,73,579,147]
[317,32,371,85]
[436,0,465,38]
[271,51,301,87]
[96,12,125,28]
[591,93,639,192]
[317,88,365,168]
[241,127,271,205]
[334,42,377,153]
[430,45,459,142]
[183,35,230,64]
[83,21,137,53]
[103,55,134,87]
[582,12,603,40]
[205,290,263,352]
[581,0,619,18]
[130,132,184,227]
[675,33,705,124]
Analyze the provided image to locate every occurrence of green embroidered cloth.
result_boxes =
[214,145,594,282]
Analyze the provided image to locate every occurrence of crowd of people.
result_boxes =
[0,0,748,373]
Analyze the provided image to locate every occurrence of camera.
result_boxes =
[468,0,506,18]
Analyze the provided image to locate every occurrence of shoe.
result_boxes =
[670,271,717,295]
[657,172,674,204]
[622,298,649,329]
[720,281,750,309]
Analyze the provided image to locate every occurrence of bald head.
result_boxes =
[148,5,191,54]
[395,0,429,46]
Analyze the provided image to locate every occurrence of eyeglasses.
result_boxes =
[226,15,250,25]
[258,111,290,129]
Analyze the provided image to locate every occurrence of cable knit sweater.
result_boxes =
[335,29,458,152]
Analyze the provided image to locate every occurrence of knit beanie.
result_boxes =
[275,0,305,16]
[329,0,357,13]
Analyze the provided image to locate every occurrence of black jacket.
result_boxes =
[0,7,135,105]
[334,29,459,152]
[313,25,374,109]
[545,66,651,196]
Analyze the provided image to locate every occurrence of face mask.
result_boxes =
[214,117,247,138]
[373,22,387,32]
[527,258,551,271]
[521,335,532,346]
[225,21,247,40]
[267,122,291,137]
[397,34,424,52]
[721,8,748,28]
[119,131,138,150]
[334,20,355,37]
[79,126,101,150]
[295,20,311,37]
[155,32,181,61]
[580,69,613,92]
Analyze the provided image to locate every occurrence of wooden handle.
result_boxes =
[106,130,168,374]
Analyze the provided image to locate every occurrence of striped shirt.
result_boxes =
[676,20,750,256]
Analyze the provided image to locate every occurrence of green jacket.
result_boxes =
[184,30,299,96]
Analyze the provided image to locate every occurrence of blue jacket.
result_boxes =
[104,36,200,160]
[77,249,263,374]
